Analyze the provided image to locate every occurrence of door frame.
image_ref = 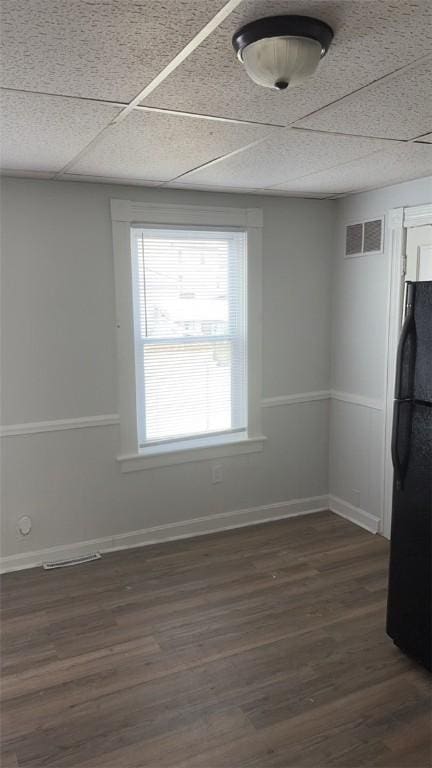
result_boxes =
[382,203,432,539]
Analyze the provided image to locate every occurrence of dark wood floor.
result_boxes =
[1,511,431,768]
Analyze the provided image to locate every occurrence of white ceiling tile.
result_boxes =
[142,0,432,126]
[271,143,432,195]
[178,130,392,189]
[0,91,119,172]
[70,109,274,181]
[0,0,228,102]
[296,57,432,140]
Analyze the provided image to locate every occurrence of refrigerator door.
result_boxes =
[413,280,432,403]
[387,402,432,670]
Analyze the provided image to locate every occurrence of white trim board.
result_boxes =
[329,495,380,534]
[118,434,267,472]
[262,390,330,407]
[0,495,328,573]
[2,391,385,437]
[0,414,120,437]
[330,390,384,410]
[111,199,264,459]
[403,202,432,229]
[110,199,263,228]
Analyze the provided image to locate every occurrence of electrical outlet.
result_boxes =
[211,464,223,484]
[17,515,32,536]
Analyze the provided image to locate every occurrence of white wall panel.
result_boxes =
[1,404,329,557]
[329,175,432,534]
[0,177,333,559]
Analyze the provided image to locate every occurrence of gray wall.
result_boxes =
[1,178,334,559]
[329,176,432,524]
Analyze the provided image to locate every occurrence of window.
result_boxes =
[111,200,264,471]
[132,228,247,449]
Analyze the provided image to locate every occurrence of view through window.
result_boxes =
[131,227,247,447]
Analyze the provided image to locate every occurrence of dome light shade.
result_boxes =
[232,15,334,91]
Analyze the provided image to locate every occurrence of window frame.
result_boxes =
[111,199,265,472]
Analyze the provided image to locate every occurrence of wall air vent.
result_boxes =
[43,552,101,569]
[345,223,363,256]
[345,217,384,258]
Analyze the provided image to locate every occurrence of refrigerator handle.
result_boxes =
[391,400,413,491]
[391,401,403,490]
[394,282,416,399]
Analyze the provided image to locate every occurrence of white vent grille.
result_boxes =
[345,218,384,257]
[345,223,363,256]
[43,552,101,569]
[363,219,383,253]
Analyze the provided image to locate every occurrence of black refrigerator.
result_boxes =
[387,280,432,671]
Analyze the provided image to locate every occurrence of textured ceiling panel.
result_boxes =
[0,0,228,102]
[416,133,432,143]
[270,143,432,195]
[178,130,392,189]
[143,0,432,126]
[70,109,275,181]
[297,57,432,139]
[0,91,119,172]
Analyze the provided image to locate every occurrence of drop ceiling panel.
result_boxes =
[142,0,432,126]
[0,0,228,102]
[271,143,432,196]
[178,130,392,189]
[0,92,119,172]
[297,57,432,140]
[70,110,274,181]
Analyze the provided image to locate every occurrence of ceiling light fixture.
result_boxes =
[232,15,333,91]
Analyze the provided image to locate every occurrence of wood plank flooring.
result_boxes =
[1,511,431,768]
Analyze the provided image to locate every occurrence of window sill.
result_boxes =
[117,434,267,472]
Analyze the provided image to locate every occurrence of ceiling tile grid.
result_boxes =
[296,56,432,140]
[175,130,395,189]
[0,0,431,196]
[69,109,276,181]
[0,91,120,172]
[165,179,328,197]
[0,0,229,102]
[142,0,432,128]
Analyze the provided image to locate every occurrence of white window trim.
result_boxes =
[111,199,265,472]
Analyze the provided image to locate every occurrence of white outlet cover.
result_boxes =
[17,515,32,535]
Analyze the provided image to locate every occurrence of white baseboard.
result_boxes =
[0,495,328,574]
[329,495,381,534]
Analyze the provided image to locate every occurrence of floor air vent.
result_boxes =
[345,217,383,257]
[43,552,101,570]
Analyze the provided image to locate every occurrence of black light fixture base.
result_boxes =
[232,15,334,60]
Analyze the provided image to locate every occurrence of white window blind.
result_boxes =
[131,227,247,449]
